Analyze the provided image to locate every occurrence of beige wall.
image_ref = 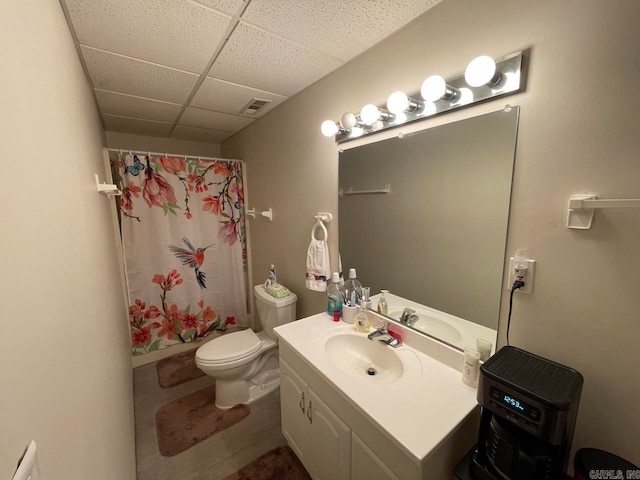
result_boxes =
[223,0,640,466]
[106,131,221,157]
[0,1,136,479]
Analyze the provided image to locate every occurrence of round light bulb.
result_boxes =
[360,104,381,126]
[421,75,447,102]
[340,112,358,130]
[465,55,497,87]
[321,120,339,137]
[387,91,410,114]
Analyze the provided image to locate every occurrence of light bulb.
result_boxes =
[387,91,410,114]
[421,75,446,101]
[465,55,499,87]
[340,112,358,130]
[321,120,339,137]
[360,104,381,126]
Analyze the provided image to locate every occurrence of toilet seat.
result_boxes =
[196,329,262,365]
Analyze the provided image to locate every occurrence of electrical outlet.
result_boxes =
[506,257,536,294]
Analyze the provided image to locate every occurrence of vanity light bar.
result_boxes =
[321,50,524,143]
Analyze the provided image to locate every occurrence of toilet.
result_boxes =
[195,284,297,410]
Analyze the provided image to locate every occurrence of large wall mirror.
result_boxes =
[339,107,519,353]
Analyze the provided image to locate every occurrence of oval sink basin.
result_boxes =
[389,308,462,346]
[323,331,405,383]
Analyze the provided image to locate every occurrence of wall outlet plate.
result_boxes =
[506,257,536,294]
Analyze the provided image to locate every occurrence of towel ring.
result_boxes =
[311,218,328,241]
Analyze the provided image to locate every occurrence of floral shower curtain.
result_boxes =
[115,152,248,356]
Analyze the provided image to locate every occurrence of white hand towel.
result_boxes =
[306,221,330,291]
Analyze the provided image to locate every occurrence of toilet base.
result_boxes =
[215,367,281,410]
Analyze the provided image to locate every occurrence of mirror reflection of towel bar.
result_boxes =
[339,184,391,197]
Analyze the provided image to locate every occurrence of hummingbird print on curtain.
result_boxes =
[169,237,214,289]
[115,152,248,356]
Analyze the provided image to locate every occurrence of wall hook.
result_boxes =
[246,207,273,221]
[261,208,273,221]
[95,174,121,197]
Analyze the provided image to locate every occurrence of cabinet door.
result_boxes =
[308,389,351,480]
[351,432,400,480]
[280,360,310,468]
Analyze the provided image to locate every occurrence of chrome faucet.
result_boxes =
[399,308,419,327]
[367,323,401,347]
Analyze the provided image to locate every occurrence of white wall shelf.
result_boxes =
[567,194,640,229]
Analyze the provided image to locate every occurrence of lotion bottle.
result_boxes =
[354,300,370,332]
[461,347,481,387]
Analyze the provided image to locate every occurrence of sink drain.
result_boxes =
[366,367,377,376]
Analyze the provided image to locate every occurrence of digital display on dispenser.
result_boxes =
[503,395,525,411]
[490,387,541,421]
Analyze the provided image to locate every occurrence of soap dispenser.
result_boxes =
[377,290,389,315]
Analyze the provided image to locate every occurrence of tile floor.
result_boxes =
[134,360,287,480]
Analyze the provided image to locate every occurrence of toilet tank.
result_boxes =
[254,284,297,339]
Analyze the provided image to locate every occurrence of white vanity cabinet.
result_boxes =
[352,432,399,480]
[281,359,351,480]
[278,332,479,480]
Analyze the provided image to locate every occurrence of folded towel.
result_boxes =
[306,221,330,292]
[265,283,291,299]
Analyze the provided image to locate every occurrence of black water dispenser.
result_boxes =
[455,346,583,480]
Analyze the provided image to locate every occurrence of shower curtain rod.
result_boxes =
[104,148,242,164]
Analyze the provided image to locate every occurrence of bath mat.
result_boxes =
[155,385,250,456]
[156,348,205,388]
[223,445,311,480]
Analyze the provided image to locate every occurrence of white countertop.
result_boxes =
[274,312,479,463]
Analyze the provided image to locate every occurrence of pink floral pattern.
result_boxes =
[116,153,247,355]
[128,270,234,354]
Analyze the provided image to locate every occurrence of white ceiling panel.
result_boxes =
[242,0,442,61]
[172,125,235,143]
[191,0,247,16]
[82,47,199,104]
[103,115,173,137]
[95,90,181,123]
[62,0,439,142]
[66,0,232,73]
[209,22,344,97]
[180,107,254,132]
[191,77,287,118]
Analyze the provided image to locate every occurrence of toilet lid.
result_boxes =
[196,329,262,364]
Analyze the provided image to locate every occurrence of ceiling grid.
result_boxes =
[60,0,442,143]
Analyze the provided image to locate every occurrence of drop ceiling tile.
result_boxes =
[103,115,173,137]
[242,0,442,61]
[172,125,234,143]
[66,0,232,73]
[191,77,286,117]
[191,0,246,16]
[209,23,344,97]
[82,47,198,104]
[180,107,254,132]
[95,90,181,123]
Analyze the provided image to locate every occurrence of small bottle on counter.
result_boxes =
[327,272,345,317]
[354,300,371,332]
[461,347,481,387]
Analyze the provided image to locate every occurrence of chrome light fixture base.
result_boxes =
[334,50,524,143]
